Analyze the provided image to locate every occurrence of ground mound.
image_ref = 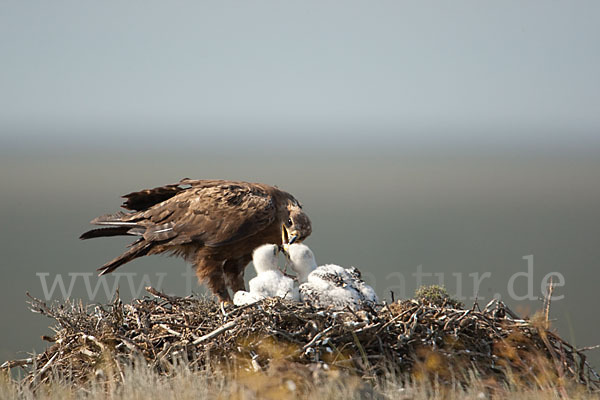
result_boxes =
[3,287,598,394]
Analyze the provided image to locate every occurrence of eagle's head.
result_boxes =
[281,203,312,246]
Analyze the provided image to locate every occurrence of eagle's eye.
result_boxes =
[287,218,293,226]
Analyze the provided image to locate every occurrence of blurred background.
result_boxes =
[1,1,599,368]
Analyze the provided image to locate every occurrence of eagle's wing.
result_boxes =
[95,182,279,248]
[119,178,221,212]
[121,182,186,211]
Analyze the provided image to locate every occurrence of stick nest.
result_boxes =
[3,287,599,392]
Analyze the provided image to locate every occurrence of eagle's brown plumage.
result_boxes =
[80,179,312,302]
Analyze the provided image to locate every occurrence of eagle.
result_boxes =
[80,179,312,302]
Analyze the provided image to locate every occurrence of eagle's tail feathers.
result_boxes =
[90,211,139,226]
[80,227,132,240]
[97,241,154,275]
[126,227,146,236]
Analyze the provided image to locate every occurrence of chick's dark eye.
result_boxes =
[287,218,293,226]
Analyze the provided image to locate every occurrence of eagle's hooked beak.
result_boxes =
[281,224,299,246]
[281,224,288,245]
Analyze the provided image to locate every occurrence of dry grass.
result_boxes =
[2,360,600,400]
[2,286,599,399]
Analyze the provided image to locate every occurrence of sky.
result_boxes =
[1,1,600,153]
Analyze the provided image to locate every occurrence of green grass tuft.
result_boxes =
[414,285,464,309]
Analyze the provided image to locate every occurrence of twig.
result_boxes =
[576,345,600,352]
[544,277,554,327]
[32,352,58,384]
[159,324,183,337]
[145,286,181,302]
[192,321,237,345]
[302,326,334,352]
[1,358,33,369]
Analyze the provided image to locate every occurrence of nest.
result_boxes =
[3,287,599,393]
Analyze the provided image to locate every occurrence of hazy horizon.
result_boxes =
[2,151,599,368]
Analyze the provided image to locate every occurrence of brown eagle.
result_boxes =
[80,179,312,302]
